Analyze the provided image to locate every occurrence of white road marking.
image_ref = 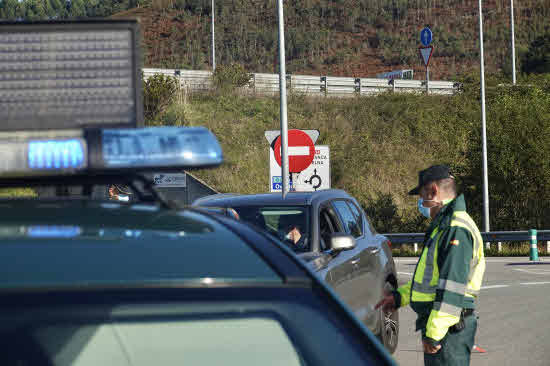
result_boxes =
[481,285,509,289]
[512,268,550,275]
[519,281,550,286]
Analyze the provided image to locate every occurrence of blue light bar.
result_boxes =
[101,127,223,169]
[28,139,86,170]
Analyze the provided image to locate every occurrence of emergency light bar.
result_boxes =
[0,127,223,178]
[0,20,142,131]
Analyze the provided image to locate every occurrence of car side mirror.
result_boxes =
[329,233,356,252]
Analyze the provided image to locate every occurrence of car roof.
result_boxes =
[0,199,311,292]
[195,189,353,207]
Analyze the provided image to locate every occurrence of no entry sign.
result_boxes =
[273,129,315,173]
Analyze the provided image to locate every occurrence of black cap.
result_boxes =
[408,165,454,195]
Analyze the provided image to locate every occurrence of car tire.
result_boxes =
[378,282,399,354]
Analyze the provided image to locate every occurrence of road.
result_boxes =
[391,257,550,366]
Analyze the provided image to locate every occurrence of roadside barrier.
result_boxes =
[142,68,461,96]
[384,230,549,261]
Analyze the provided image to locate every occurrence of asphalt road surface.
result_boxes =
[391,257,550,366]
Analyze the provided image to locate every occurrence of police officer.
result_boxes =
[376,165,485,366]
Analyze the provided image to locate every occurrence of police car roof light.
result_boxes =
[0,126,222,179]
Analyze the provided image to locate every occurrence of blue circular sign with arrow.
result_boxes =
[420,27,433,46]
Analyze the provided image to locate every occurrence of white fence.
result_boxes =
[142,68,462,96]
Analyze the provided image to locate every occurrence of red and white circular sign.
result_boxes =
[274,129,315,173]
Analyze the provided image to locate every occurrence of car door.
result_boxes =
[319,201,366,325]
[331,199,381,332]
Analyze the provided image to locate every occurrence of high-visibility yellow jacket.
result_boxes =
[393,194,485,344]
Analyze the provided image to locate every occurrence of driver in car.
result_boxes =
[283,223,308,251]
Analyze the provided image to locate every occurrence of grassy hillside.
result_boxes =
[113,0,550,79]
[148,73,550,233]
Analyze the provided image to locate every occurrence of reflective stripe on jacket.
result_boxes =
[395,194,485,342]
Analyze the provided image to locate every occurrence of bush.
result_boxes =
[142,73,179,121]
[212,63,251,91]
[521,33,550,74]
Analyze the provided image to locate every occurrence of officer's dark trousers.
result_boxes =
[423,315,477,366]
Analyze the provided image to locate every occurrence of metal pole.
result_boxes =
[478,0,490,232]
[426,66,429,94]
[211,0,215,70]
[510,0,516,84]
[277,0,289,198]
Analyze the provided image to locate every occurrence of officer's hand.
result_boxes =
[422,340,442,354]
[375,294,396,312]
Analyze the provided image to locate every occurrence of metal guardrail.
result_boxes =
[384,230,550,244]
[142,68,461,96]
[384,230,550,254]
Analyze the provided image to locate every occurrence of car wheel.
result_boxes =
[378,282,399,354]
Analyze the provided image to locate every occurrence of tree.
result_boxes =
[48,0,68,19]
[0,0,19,19]
[23,0,48,20]
[521,33,550,74]
[68,0,86,18]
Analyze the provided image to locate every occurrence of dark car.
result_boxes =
[0,200,397,366]
[194,190,400,353]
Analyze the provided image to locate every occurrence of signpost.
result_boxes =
[153,173,187,187]
[420,27,434,94]
[273,129,315,173]
[420,27,432,47]
[270,146,330,192]
[419,27,433,94]
[276,0,289,198]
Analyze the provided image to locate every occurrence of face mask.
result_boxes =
[285,232,292,240]
[418,198,436,219]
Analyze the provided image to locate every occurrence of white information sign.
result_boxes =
[270,145,330,192]
[153,173,187,187]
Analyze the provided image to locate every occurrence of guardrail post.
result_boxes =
[286,74,292,92]
[547,241,550,255]
[414,243,418,254]
[354,78,361,95]
[529,229,539,261]
[497,242,502,253]
[320,76,327,97]
[485,242,491,250]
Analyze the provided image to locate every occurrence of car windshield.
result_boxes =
[232,206,310,252]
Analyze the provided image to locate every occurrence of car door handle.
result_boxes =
[351,259,360,265]
[368,247,380,254]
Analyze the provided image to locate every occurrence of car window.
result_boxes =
[332,200,362,238]
[319,204,342,250]
[34,316,303,366]
[231,206,310,252]
[346,200,366,236]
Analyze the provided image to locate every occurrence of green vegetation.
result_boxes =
[522,33,550,74]
[0,0,146,20]
[142,73,180,120]
[121,0,549,80]
[3,0,549,79]
[145,73,550,234]
[212,63,252,91]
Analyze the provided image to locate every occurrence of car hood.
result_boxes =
[0,199,210,236]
